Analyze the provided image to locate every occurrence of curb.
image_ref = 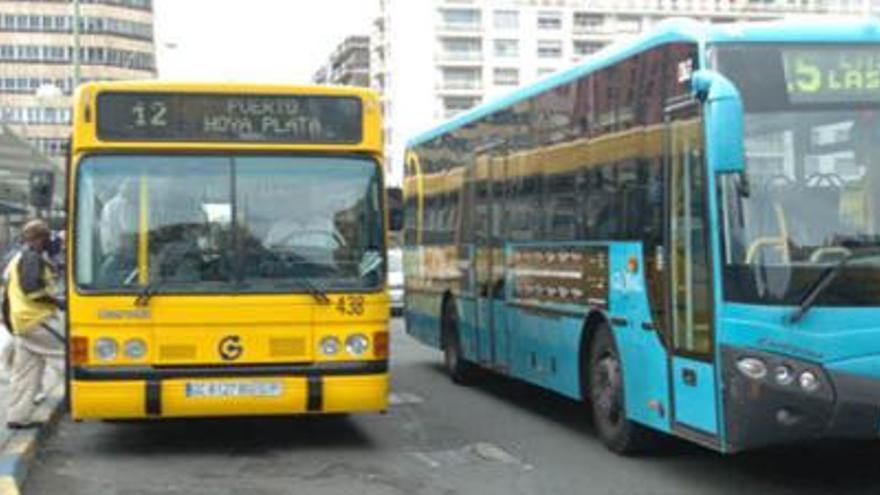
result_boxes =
[0,389,65,495]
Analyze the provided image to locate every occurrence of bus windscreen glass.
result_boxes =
[96,93,363,144]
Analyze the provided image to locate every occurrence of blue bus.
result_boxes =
[402,19,880,454]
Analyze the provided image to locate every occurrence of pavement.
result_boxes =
[22,319,880,495]
[0,331,66,495]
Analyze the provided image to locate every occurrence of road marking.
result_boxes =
[389,392,424,406]
[409,442,533,471]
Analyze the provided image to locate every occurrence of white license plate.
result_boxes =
[185,381,283,398]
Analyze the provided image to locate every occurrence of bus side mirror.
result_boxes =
[29,170,54,209]
[692,70,745,175]
[386,187,404,232]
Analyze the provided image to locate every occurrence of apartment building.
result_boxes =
[0,0,156,160]
[313,35,371,87]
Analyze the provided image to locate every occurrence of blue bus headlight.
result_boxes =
[345,334,370,356]
[94,338,119,361]
[774,365,795,386]
[736,357,767,380]
[799,371,821,393]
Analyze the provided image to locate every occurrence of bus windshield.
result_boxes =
[75,154,385,293]
[716,44,880,305]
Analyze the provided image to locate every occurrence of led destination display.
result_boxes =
[96,92,363,144]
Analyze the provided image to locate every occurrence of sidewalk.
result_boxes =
[0,331,66,495]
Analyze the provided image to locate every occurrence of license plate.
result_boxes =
[185,381,283,398]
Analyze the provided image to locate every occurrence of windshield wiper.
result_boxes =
[134,282,158,307]
[279,278,331,305]
[787,249,880,324]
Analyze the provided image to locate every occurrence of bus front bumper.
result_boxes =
[70,361,389,420]
[722,347,880,452]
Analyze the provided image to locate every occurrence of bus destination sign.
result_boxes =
[96,92,363,144]
[783,48,880,104]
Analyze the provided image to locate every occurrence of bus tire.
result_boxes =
[441,297,472,385]
[588,324,652,455]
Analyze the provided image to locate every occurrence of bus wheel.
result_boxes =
[442,298,472,385]
[589,325,651,455]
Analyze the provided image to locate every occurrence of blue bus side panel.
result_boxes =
[457,296,479,362]
[492,300,510,368]
[506,305,584,399]
[672,357,719,434]
[608,243,672,433]
[477,297,493,362]
[404,290,443,349]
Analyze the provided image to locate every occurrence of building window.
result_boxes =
[574,12,604,31]
[537,11,562,30]
[493,10,519,29]
[493,68,519,86]
[617,16,641,32]
[538,68,557,78]
[537,40,562,59]
[493,39,518,58]
[574,41,605,57]
[440,8,481,30]
[442,68,481,90]
[440,37,481,61]
[443,96,480,118]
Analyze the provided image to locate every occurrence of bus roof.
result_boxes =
[407,17,880,148]
[75,80,379,100]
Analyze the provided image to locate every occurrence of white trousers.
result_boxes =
[7,313,65,424]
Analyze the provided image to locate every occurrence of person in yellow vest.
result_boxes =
[5,219,65,429]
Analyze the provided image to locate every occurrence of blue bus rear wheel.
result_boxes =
[442,297,472,385]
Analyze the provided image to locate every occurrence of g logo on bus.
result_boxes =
[218,335,243,361]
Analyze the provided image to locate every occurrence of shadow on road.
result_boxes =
[421,361,880,493]
[89,414,376,456]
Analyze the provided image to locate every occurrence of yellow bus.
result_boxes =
[67,81,397,420]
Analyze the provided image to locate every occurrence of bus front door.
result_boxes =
[666,104,720,441]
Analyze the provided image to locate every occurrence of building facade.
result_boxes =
[375,0,874,183]
[0,0,156,160]
[313,35,371,87]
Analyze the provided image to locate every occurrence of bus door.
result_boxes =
[665,103,719,440]
[471,156,505,367]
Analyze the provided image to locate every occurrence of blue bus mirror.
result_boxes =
[692,70,745,175]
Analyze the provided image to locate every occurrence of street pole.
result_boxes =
[72,0,81,89]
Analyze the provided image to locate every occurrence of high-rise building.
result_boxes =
[0,0,157,160]
[313,35,371,87]
[376,0,873,183]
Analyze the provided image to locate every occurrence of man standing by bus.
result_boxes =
[4,219,65,429]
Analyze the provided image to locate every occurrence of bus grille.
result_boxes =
[269,337,306,358]
[159,344,197,361]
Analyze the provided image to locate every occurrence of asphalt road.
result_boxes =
[25,319,880,495]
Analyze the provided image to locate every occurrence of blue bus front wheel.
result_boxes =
[588,325,653,455]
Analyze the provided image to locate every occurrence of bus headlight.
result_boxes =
[345,334,370,356]
[123,338,147,359]
[799,371,821,393]
[94,338,119,361]
[319,336,340,356]
[774,365,795,386]
[736,357,767,380]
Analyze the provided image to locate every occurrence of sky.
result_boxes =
[153,0,378,83]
